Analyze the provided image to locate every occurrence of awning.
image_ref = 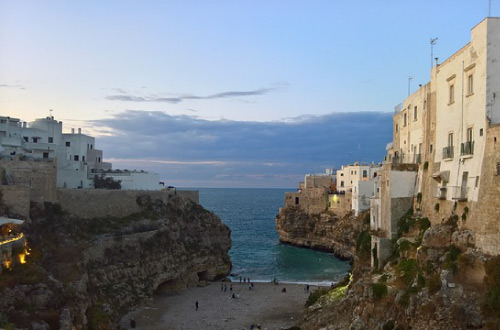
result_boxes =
[432,170,450,183]
[0,216,24,226]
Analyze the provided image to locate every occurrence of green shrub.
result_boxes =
[419,217,431,233]
[396,259,419,288]
[397,208,416,237]
[399,240,412,253]
[434,203,440,212]
[305,288,330,307]
[372,283,388,300]
[427,273,441,295]
[462,212,467,222]
[444,244,461,274]
[423,161,429,170]
[356,230,371,257]
[416,192,422,204]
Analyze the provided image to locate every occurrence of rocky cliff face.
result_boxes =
[276,206,366,261]
[0,195,231,329]
[300,215,493,330]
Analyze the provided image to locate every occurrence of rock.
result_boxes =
[422,225,453,248]
[451,230,475,251]
[350,317,365,330]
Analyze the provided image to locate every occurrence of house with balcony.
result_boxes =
[372,17,500,266]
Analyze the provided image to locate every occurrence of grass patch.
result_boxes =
[372,283,388,300]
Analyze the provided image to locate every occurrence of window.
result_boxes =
[448,133,454,147]
[480,128,484,136]
[32,137,39,143]
[395,124,399,133]
[414,106,418,120]
[403,113,407,126]
[340,181,344,187]
[430,144,433,153]
[74,155,79,161]
[467,127,473,142]
[65,141,70,147]
[48,137,53,143]
[23,137,28,142]
[0,119,6,124]
[43,152,49,159]
[467,74,474,95]
[340,173,344,176]
[82,156,85,162]
[363,170,367,178]
[449,85,455,104]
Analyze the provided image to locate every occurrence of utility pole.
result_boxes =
[430,38,438,70]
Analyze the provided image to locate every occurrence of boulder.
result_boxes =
[422,225,453,249]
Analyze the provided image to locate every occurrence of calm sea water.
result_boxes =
[196,188,351,285]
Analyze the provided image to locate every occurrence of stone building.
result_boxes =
[372,17,500,267]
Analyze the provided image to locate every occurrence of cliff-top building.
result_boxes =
[0,115,163,190]
[372,17,500,267]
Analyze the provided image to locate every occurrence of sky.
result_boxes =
[0,1,497,187]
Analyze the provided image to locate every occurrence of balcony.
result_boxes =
[461,141,474,157]
[449,186,469,202]
[388,153,422,165]
[442,146,454,160]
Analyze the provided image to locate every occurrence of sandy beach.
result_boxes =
[120,281,323,330]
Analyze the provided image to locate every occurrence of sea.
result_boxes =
[196,188,351,285]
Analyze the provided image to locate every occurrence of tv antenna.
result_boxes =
[430,38,438,69]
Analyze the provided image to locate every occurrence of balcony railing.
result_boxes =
[443,146,454,159]
[461,141,474,156]
[450,185,469,201]
[387,153,422,165]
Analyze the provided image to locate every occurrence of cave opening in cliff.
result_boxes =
[197,270,209,281]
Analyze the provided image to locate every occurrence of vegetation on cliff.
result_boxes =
[300,209,494,330]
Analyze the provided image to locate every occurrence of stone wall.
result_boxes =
[0,158,57,204]
[328,192,352,217]
[0,186,30,218]
[57,189,199,219]
[297,187,328,215]
[467,124,500,255]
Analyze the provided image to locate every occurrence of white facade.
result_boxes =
[352,179,376,216]
[0,115,162,190]
[336,162,380,193]
[433,18,500,202]
[100,171,164,190]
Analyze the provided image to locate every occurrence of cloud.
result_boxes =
[90,110,393,187]
[0,84,25,90]
[105,87,276,104]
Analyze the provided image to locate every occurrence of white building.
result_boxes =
[431,18,500,203]
[336,162,380,193]
[0,115,163,190]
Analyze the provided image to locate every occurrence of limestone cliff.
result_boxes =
[0,195,231,329]
[276,206,367,261]
[300,214,495,330]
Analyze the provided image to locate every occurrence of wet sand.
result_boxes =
[120,281,323,330]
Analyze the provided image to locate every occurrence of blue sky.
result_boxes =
[0,1,496,187]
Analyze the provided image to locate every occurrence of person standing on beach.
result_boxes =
[195,300,199,311]
[230,284,233,292]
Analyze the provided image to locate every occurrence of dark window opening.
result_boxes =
[48,137,53,143]
[74,155,79,161]
[66,141,70,147]
[43,152,49,159]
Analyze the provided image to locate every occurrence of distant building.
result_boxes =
[0,115,162,190]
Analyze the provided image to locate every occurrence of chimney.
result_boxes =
[71,128,75,134]
[435,57,439,67]
[78,128,81,134]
